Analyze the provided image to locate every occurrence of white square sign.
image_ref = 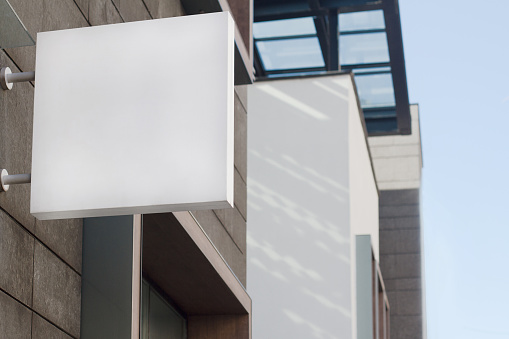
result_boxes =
[31,12,234,220]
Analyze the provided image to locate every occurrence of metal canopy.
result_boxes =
[253,0,410,135]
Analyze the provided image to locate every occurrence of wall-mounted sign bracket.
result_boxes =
[0,66,35,90]
[0,169,31,192]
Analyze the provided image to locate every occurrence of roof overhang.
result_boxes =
[253,0,411,135]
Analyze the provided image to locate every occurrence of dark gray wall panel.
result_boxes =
[0,290,32,339]
[33,242,81,338]
[378,188,423,339]
[32,313,73,339]
[35,219,83,274]
[0,209,34,306]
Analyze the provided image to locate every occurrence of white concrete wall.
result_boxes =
[348,81,380,261]
[368,104,422,190]
[248,74,378,339]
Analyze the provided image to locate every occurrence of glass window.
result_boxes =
[257,38,325,70]
[340,32,390,65]
[363,108,397,119]
[142,281,187,339]
[352,67,391,74]
[354,73,396,108]
[365,118,398,133]
[339,10,385,32]
[0,0,35,48]
[253,17,316,39]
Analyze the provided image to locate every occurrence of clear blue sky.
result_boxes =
[400,1,509,338]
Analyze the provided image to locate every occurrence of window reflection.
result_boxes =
[257,38,325,70]
[0,0,35,48]
[363,108,397,119]
[254,17,316,39]
[354,74,396,108]
[365,118,398,133]
[340,32,390,65]
[252,8,403,134]
[141,281,187,339]
[339,10,385,32]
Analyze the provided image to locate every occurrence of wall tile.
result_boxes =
[379,229,420,255]
[234,94,247,182]
[89,0,123,26]
[35,218,83,274]
[74,0,89,20]
[0,290,32,339]
[234,169,247,220]
[33,242,81,338]
[0,53,36,233]
[380,253,421,280]
[384,278,421,292]
[379,216,420,230]
[213,207,246,254]
[235,85,248,112]
[379,204,419,218]
[390,315,422,339]
[379,189,420,206]
[6,0,89,72]
[143,0,185,18]
[395,290,422,316]
[0,209,34,306]
[113,0,151,22]
[191,210,246,285]
[32,313,73,339]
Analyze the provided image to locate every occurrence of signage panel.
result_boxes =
[31,12,234,219]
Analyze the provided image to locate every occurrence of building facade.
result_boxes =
[247,0,426,338]
[247,73,388,339]
[368,104,425,339]
[0,0,425,338]
[0,0,252,338]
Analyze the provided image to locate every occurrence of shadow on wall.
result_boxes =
[248,76,356,339]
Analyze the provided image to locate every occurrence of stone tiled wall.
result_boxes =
[0,0,248,337]
[368,104,425,339]
[0,40,82,337]
[379,189,423,339]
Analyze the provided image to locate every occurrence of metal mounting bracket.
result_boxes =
[0,169,31,192]
[1,67,35,90]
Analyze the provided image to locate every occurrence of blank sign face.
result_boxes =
[31,12,234,220]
